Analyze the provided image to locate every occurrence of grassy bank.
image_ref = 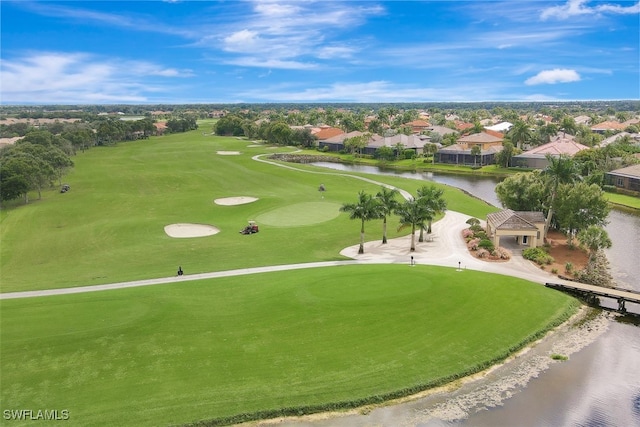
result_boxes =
[605,191,640,212]
[0,265,577,427]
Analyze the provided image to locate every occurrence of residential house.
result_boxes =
[598,132,640,148]
[605,164,640,194]
[574,115,591,125]
[511,133,589,169]
[318,130,364,152]
[427,125,458,136]
[405,119,430,134]
[486,210,546,248]
[435,132,503,166]
[364,134,428,156]
[154,121,168,136]
[591,121,627,134]
[454,121,474,132]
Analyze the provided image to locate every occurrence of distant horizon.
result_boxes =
[1,1,638,105]
[2,99,639,109]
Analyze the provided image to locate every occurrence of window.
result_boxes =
[617,177,623,187]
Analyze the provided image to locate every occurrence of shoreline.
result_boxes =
[250,307,611,427]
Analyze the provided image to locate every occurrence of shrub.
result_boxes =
[477,248,489,258]
[575,251,613,287]
[467,238,480,251]
[494,247,511,260]
[602,184,616,193]
[475,231,488,240]
[462,229,474,239]
[551,268,558,274]
[565,262,573,273]
[478,238,495,252]
[466,218,481,227]
[469,224,484,233]
[551,354,568,361]
[522,247,554,266]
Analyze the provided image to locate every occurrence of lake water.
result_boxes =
[300,162,640,427]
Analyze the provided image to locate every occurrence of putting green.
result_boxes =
[255,201,342,227]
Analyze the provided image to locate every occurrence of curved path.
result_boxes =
[0,209,566,300]
[0,154,566,300]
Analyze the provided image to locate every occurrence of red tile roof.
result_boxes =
[315,127,345,140]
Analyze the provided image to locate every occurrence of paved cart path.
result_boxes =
[1,210,569,300]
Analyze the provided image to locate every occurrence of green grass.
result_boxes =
[0,130,575,426]
[0,132,496,292]
[604,191,640,210]
[0,265,577,427]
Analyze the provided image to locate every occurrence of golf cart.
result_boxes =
[240,220,259,235]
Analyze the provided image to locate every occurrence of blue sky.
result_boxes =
[1,0,639,104]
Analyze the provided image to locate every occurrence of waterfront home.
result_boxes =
[511,133,589,169]
[605,164,640,194]
[435,132,504,166]
[364,134,430,156]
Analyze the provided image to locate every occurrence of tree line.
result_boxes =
[0,131,74,204]
[0,115,198,205]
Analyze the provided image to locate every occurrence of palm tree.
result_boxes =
[559,115,578,135]
[577,226,612,263]
[470,145,481,167]
[375,186,400,244]
[416,185,447,234]
[542,154,581,232]
[509,120,532,149]
[340,191,380,254]
[395,198,431,252]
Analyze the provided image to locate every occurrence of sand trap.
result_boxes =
[247,144,262,147]
[214,196,259,206]
[217,151,241,155]
[164,223,220,238]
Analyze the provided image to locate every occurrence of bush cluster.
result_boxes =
[522,247,554,265]
[463,227,510,261]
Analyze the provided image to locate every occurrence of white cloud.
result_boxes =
[541,0,640,20]
[236,80,511,102]
[0,52,191,103]
[224,29,260,49]
[209,1,384,68]
[316,46,356,59]
[223,57,318,70]
[525,69,581,85]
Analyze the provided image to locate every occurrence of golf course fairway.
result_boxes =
[0,265,577,426]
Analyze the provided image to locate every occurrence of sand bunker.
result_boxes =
[214,196,259,206]
[216,151,241,155]
[247,144,262,147]
[164,223,220,238]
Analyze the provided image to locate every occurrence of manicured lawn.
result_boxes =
[0,265,577,427]
[0,132,496,292]
[605,191,640,210]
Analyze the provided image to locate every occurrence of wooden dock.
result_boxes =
[545,281,640,314]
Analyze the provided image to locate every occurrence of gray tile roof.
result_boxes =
[487,209,545,230]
